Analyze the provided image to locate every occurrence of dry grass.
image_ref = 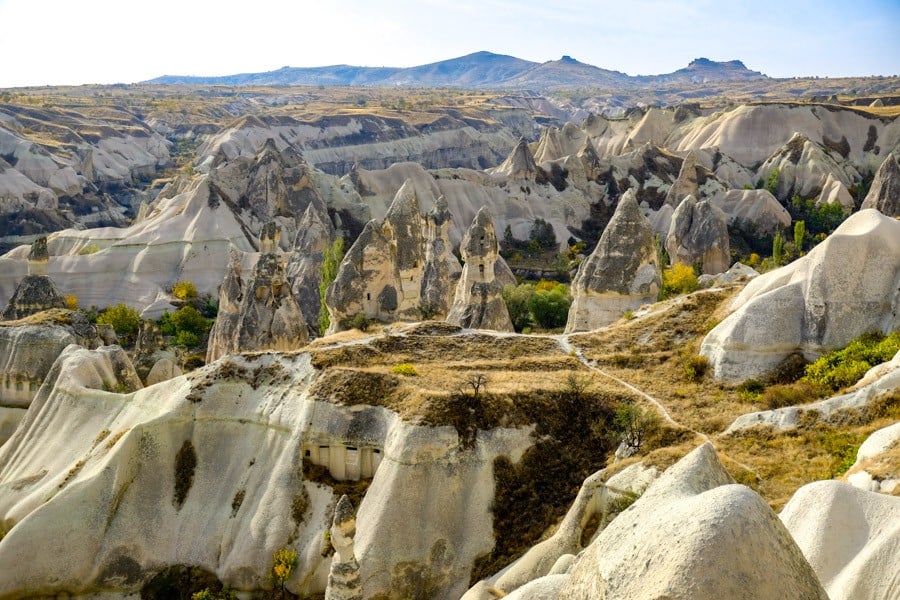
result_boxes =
[0,308,72,327]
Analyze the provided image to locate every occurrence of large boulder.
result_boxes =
[556,443,827,599]
[565,191,661,332]
[446,207,513,331]
[861,154,900,217]
[701,209,900,382]
[710,188,791,237]
[781,481,900,600]
[665,195,731,275]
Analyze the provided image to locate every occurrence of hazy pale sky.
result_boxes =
[2,0,898,87]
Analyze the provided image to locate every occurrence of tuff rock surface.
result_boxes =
[665,195,731,275]
[701,209,900,382]
[446,207,513,331]
[861,154,900,217]
[566,191,661,332]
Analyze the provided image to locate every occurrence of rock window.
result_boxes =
[478,264,485,275]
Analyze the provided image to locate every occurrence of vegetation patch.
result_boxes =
[173,440,197,508]
[803,330,900,391]
[140,565,225,600]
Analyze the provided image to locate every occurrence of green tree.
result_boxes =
[502,283,535,332]
[614,403,661,454]
[765,167,781,196]
[96,304,141,343]
[793,220,806,255]
[529,218,557,250]
[172,280,198,302]
[772,231,784,266]
[318,238,344,335]
[528,284,571,329]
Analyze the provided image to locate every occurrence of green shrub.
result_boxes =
[342,313,372,332]
[760,381,823,410]
[803,331,900,391]
[175,330,201,348]
[169,306,211,335]
[681,353,709,382]
[502,283,535,332]
[528,284,570,330]
[319,238,344,335]
[172,280,198,302]
[736,379,765,402]
[96,304,141,340]
[660,263,699,299]
[392,363,418,376]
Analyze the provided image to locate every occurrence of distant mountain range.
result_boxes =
[146,51,766,89]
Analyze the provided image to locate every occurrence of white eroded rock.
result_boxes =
[701,209,900,382]
[781,481,900,600]
[557,443,828,599]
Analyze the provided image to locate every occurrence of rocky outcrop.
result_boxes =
[861,154,900,216]
[325,496,362,600]
[698,262,759,288]
[664,151,725,207]
[491,138,538,180]
[0,342,536,599]
[665,195,730,275]
[554,443,827,599]
[756,132,851,199]
[2,237,66,321]
[846,420,900,495]
[725,350,900,434]
[207,227,308,362]
[710,189,792,237]
[816,172,855,212]
[464,463,658,599]
[566,191,661,332]
[702,209,900,382]
[286,203,336,338]
[133,321,181,386]
[326,181,462,332]
[446,208,513,331]
[420,196,461,318]
[780,481,900,600]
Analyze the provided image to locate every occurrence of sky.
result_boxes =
[1,0,899,87]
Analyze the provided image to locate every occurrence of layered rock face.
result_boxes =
[446,207,513,331]
[665,195,731,275]
[207,227,308,362]
[566,191,661,332]
[756,132,852,199]
[326,181,461,332]
[781,481,900,600]
[701,209,900,382]
[2,237,66,321]
[0,341,536,599]
[861,154,900,216]
[546,443,828,599]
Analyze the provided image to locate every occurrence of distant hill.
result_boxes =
[146,52,766,89]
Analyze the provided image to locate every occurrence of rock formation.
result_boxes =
[710,189,791,237]
[286,202,335,338]
[565,191,661,332]
[846,419,900,495]
[207,225,308,362]
[664,151,724,206]
[446,207,513,331]
[324,495,362,600]
[133,321,182,386]
[556,443,827,599]
[420,196,461,318]
[780,481,900,600]
[861,154,900,217]
[701,209,900,382]
[2,237,67,321]
[756,132,850,199]
[697,261,759,288]
[326,180,461,332]
[492,138,538,179]
[665,195,731,275]
[816,172,855,212]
